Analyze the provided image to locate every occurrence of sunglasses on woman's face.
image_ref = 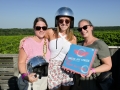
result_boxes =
[35,26,47,31]
[58,19,70,24]
[77,25,91,32]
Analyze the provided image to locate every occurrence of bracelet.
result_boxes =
[21,73,28,80]
[91,68,96,73]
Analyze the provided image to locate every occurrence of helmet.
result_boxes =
[55,7,74,28]
[27,56,48,79]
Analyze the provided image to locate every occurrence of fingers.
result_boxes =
[63,68,93,78]
[86,70,93,78]
[81,74,85,78]
[28,73,38,83]
[86,74,91,77]
[63,68,72,73]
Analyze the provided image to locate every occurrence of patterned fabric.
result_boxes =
[48,60,74,89]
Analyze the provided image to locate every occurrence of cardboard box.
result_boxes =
[62,44,97,76]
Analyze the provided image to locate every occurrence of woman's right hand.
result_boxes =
[19,36,30,49]
[27,73,38,83]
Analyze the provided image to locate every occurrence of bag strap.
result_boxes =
[50,33,67,59]
[50,47,63,59]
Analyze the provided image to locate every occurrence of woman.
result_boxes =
[46,7,77,90]
[18,17,50,90]
[71,19,112,90]
[19,7,77,90]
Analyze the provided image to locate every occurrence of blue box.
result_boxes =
[62,44,97,76]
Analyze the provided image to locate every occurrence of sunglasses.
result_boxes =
[77,25,91,32]
[59,19,70,24]
[35,26,47,31]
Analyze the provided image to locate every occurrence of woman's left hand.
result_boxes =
[86,70,93,77]
[63,68,75,74]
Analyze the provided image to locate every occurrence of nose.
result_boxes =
[62,20,66,24]
[39,28,44,31]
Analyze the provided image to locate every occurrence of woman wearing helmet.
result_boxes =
[46,7,77,90]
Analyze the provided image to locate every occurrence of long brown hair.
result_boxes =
[33,17,48,29]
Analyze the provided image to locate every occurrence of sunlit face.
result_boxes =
[58,17,70,31]
[34,21,47,38]
[78,21,93,38]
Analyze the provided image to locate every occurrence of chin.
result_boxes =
[61,29,67,32]
[81,35,87,38]
[81,33,88,38]
[38,36,44,39]
[61,27,68,31]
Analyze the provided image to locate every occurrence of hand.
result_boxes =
[86,69,93,78]
[63,68,75,74]
[19,36,29,49]
[80,74,86,78]
[27,73,38,83]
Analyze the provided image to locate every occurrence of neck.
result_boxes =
[84,36,96,46]
[59,31,66,36]
[34,36,44,42]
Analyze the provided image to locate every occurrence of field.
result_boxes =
[0,35,28,54]
[74,30,120,46]
[0,30,120,54]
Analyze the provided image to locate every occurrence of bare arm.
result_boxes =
[19,29,52,49]
[18,48,38,82]
[86,56,112,77]
[71,35,77,44]
[18,48,27,74]
[45,28,54,41]
[45,29,50,39]
[94,56,112,72]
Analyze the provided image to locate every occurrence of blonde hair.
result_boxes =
[54,26,74,41]
[78,19,94,35]
[78,19,93,27]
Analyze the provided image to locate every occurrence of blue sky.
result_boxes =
[0,0,120,28]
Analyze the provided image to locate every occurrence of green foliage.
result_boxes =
[94,31,120,46]
[0,35,28,54]
[0,28,34,35]
[73,30,120,46]
[0,27,120,54]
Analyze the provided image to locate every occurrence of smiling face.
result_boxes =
[58,17,71,32]
[78,20,93,38]
[34,21,47,39]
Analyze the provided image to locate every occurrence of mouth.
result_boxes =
[81,31,88,36]
[38,31,45,35]
[61,25,68,28]
[81,32,86,35]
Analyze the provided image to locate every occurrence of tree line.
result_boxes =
[0,26,120,36]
